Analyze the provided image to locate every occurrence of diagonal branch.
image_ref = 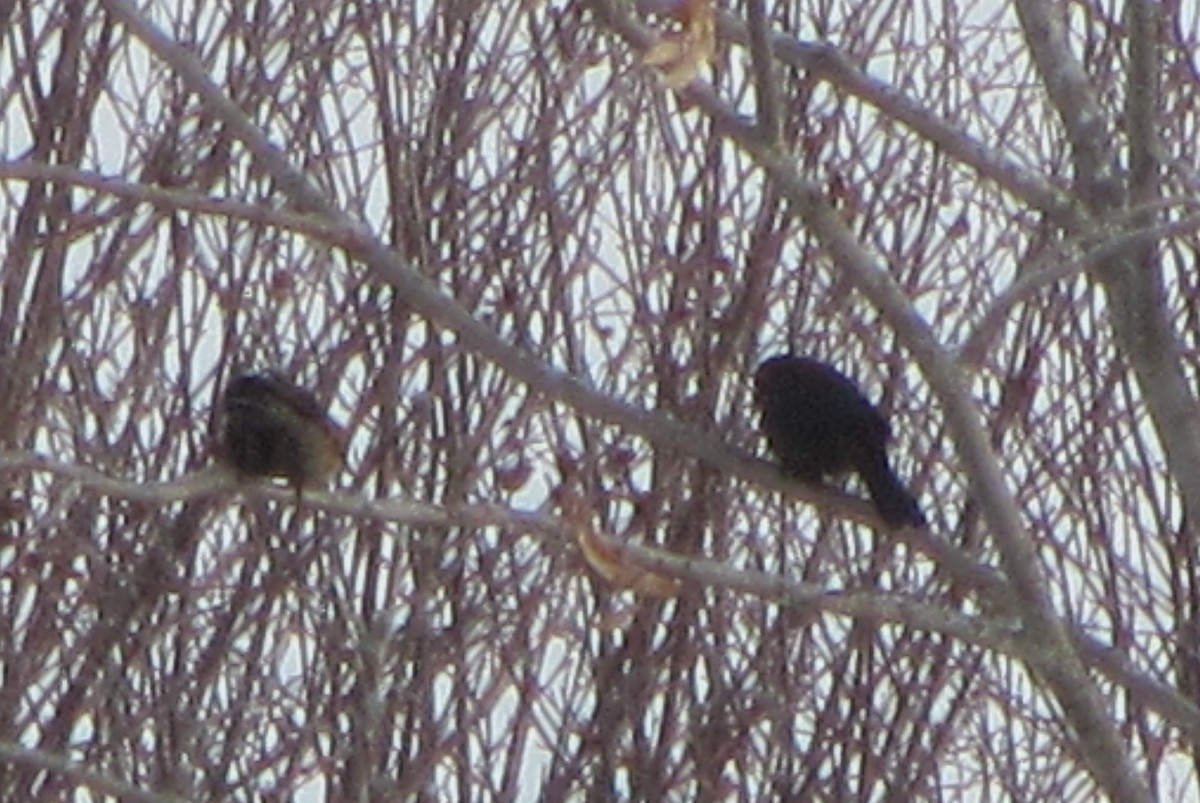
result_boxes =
[708,9,1080,226]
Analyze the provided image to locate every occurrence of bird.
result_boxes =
[220,371,344,498]
[753,354,924,528]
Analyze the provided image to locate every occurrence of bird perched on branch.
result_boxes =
[753,354,924,528]
[221,371,344,498]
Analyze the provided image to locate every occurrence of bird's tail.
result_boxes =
[859,454,924,528]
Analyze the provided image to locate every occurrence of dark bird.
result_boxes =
[221,372,344,497]
[753,354,924,527]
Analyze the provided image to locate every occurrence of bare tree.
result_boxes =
[2,0,1199,800]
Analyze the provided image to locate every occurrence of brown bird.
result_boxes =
[753,354,924,528]
[221,372,343,498]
